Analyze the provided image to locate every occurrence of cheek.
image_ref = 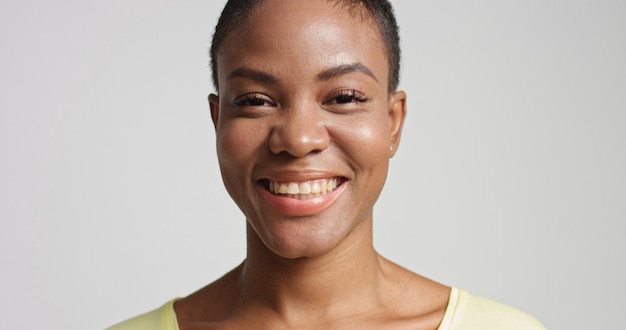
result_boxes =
[216,121,266,164]
[215,120,269,198]
[336,115,391,163]
[215,120,270,215]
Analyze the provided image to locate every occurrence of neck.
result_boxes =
[239,220,385,320]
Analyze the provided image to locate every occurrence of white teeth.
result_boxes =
[273,181,279,193]
[311,182,321,194]
[299,182,311,194]
[287,182,299,194]
[268,178,341,198]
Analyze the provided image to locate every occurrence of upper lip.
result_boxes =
[255,169,347,183]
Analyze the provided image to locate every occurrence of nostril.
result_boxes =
[269,132,330,157]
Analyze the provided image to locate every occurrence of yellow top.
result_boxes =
[438,288,546,330]
[107,287,546,329]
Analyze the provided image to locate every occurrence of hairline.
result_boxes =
[210,0,399,93]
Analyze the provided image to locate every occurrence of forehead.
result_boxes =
[230,0,382,43]
[216,0,388,89]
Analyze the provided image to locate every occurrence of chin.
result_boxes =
[270,240,339,260]
[250,218,353,260]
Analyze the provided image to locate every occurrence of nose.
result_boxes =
[268,106,330,157]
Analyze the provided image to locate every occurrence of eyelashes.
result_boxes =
[231,89,372,108]
[231,93,274,107]
[327,89,371,105]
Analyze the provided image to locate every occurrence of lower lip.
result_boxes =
[258,181,346,217]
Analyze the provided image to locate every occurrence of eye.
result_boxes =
[232,93,275,107]
[327,89,371,105]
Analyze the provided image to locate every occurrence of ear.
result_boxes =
[209,93,220,130]
[388,90,406,158]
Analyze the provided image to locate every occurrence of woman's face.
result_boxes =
[211,0,405,259]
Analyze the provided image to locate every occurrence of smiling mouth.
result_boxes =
[260,177,346,200]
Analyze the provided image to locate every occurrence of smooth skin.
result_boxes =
[175,0,450,328]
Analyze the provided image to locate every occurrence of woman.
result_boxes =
[109,0,546,329]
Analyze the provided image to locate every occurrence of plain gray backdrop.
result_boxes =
[1,0,624,329]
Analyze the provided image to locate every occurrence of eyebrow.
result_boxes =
[226,62,378,85]
[227,67,279,85]
[317,63,379,83]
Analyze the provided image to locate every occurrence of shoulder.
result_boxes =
[106,299,180,330]
[439,288,546,330]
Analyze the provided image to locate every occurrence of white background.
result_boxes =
[1,1,624,329]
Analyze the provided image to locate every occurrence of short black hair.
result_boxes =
[210,0,401,92]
